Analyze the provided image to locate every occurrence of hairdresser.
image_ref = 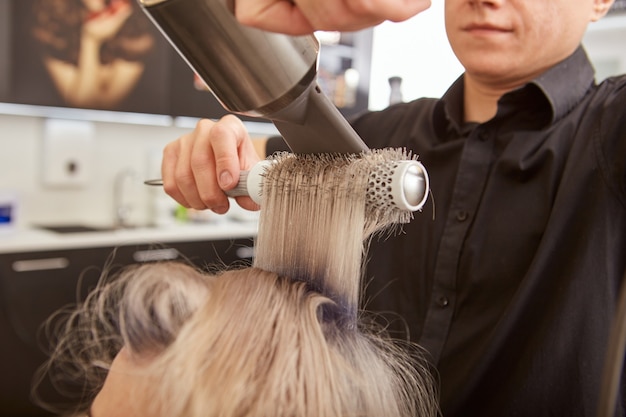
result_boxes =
[160,0,626,416]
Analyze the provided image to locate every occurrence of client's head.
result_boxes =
[47,262,435,417]
[37,150,438,417]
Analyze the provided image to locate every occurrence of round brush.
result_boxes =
[145,153,429,213]
[228,157,429,212]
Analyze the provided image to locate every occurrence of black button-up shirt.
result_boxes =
[347,46,626,416]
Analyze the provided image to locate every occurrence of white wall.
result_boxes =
[0,112,185,228]
[0,109,276,230]
[583,14,626,81]
[369,0,463,110]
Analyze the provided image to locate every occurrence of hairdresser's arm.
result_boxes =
[235,0,431,35]
[161,116,262,214]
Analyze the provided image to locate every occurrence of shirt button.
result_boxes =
[456,210,468,222]
[478,130,490,141]
[437,296,450,308]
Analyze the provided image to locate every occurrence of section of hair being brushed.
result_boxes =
[255,149,416,316]
[34,148,438,417]
[249,148,437,417]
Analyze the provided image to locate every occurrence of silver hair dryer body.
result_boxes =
[138,0,368,154]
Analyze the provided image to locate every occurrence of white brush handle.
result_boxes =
[225,160,275,204]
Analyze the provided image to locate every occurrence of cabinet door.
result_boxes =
[0,247,103,416]
[0,237,254,416]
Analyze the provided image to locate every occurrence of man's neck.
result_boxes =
[463,75,523,124]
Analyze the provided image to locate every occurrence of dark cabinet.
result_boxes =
[0,238,254,416]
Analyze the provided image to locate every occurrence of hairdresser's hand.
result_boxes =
[235,0,431,35]
[161,116,261,214]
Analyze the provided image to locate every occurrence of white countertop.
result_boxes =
[0,220,258,254]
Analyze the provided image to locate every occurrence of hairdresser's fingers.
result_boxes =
[235,0,314,35]
[187,118,234,213]
[205,115,261,212]
[162,130,210,210]
[342,0,432,24]
[161,137,186,206]
[235,0,431,35]
[162,117,261,214]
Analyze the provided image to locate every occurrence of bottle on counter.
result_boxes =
[388,76,404,105]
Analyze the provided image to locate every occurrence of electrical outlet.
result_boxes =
[41,119,95,188]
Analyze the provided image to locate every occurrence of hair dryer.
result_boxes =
[137,0,368,154]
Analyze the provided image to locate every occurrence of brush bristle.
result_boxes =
[263,148,417,225]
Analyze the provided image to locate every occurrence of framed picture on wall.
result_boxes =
[6,0,173,115]
[0,0,372,123]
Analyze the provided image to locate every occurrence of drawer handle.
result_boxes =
[133,248,179,263]
[12,257,70,272]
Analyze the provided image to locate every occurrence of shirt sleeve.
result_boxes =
[595,75,626,207]
[350,99,438,150]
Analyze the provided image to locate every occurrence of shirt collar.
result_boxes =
[434,45,596,136]
[531,46,596,124]
[434,76,466,139]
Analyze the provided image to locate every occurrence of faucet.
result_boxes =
[113,168,139,228]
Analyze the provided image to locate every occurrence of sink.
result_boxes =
[35,224,117,234]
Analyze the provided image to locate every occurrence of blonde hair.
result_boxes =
[36,149,438,417]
